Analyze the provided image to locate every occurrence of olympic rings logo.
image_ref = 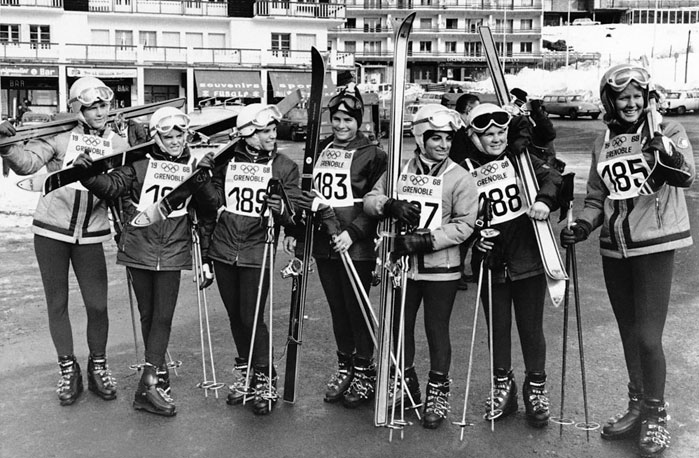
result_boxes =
[480,163,499,175]
[611,137,626,148]
[240,164,259,175]
[161,163,180,173]
[82,136,102,146]
[409,175,429,186]
[325,150,342,160]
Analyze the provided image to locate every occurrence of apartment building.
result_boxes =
[329,0,544,86]
[0,0,349,119]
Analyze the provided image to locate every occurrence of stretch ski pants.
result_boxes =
[603,251,674,401]
[214,261,270,369]
[128,268,181,368]
[480,273,547,374]
[34,235,109,358]
[316,258,375,361]
[394,278,459,374]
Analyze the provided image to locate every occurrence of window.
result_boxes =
[520,19,533,31]
[162,32,180,48]
[419,41,431,52]
[520,42,532,53]
[420,18,432,30]
[344,41,356,53]
[271,33,290,57]
[139,31,156,48]
[29,24,50,49]
[186,33,203,48]
[209,33,225,49]
[363,40,381,54]
[446,19,458,30]
[91,29,109,45]
[445,41,456,53]
[465,42,481,57]
[0,24,20,44]
[364,17,381,32]
[346,18,356,29]
[117,30,133,49]
[144,85,179,104]
[297,34,316,51]
[495,19,513,33]
[420,0,431,5]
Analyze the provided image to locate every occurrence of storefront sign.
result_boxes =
[67,67,138,78]
[0,66,59,77]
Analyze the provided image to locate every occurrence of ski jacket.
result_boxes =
[0,123,129,244]
[310,132,387,262]
[577,115,694,259]
[461,148,562,283]
[364,154,478,281]
[199,140,300,268]
[82,144,197,271]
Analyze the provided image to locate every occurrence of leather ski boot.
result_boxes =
[227,357,251,405]
[87,354,117,401]
[56,355,83,406]
[251,366,278,416]
[324,351,354,403]
[484,368,518,421]
[133,364,176,417]
[422,371,450,429]
[601,383,643,440]
[523,371,550,428]
[387,365,422,411]
[342,357,376,408]
[638,399,670,458]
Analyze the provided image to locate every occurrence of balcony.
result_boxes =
[345,0,542,10]
[254,1,345,19]
[607,0,697,7]
[0,0,62,6]
[88,0,228,16]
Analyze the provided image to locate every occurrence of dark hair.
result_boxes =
[455,93,480,114]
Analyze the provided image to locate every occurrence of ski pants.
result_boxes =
[394,278,459,375]
[316,258,375,361]
[480,273,547,374]
[128,268,181,368]
[214,261,271,370]
[603,251,674,401]
[34,235,108,358]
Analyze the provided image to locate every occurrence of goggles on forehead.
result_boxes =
[470,111,511,133]
[413,109,462,131]
[239,105,283,131]
[606,67,651,92]
[328,92,364,112]
[69,86,114,107]
[154,113,191,135]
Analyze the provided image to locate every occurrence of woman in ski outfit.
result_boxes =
[364,104,478,429]
[284,87,387,408]
[199,103,299,415]
[0,77,127,406]
[79,106,210,416]
[561,65,694,457]
[463,103,562,428]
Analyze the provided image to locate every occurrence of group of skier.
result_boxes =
[0,61,693,458]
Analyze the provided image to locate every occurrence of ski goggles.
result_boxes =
[605,66,651,92]
[328,93,364,112]
[153,113,191,135]
[238,105,283,130]
[413,109,462,131]
[469,110,511,134]
[69,86,114,107]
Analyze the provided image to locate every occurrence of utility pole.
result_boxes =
[685,30,691,84]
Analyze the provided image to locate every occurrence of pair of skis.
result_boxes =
[479,25,567,307]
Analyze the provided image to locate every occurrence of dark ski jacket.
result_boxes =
[199,140,300,268]
[461,147,562,283]
[82,144,195,271]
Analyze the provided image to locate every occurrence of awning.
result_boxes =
[268,71,336,99]
[195,70,262,99]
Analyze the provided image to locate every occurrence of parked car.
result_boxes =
[277,107,308,141]
[19,112,53,127]
[661,90,699,115]
[542,94,601,120]
[418,92,445,105]
[403,104,421,135]
[572,18,600,26]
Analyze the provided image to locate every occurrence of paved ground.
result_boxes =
[1,116,698,458]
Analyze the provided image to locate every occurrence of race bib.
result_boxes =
[63,132,113,191]
[396,162,457,231]
[136,158,193,218]
[312,147,355,208]
[224,162,273,217]
[470,157,526,225]
[597,133,653,199]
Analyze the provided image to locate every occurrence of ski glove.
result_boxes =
[644,133,693,186]
[200,259,214,290]
[319,206,342,236]
[72,153,93,169]
[393,232,434,258]
[265,194,285,217]
[384,198,421,227]
[560,220,591,247]
[0,121,16,137]
[195,152,215,171]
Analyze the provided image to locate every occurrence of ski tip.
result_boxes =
[16,175,45,192]
[131,204,164,227]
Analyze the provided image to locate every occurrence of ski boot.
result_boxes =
[523,371,550,428]
[227,357,251,406]
[324,351,354,403]
[342,357,376,408]
[133,363,176,417]
[251,366,278,416]
[56,355,83,406]
[387,365,421,411]
[601,383,643,440]
[484,368,518,421]
[87,354,117,401]
[422,371,450,429]
[638,399,670,458]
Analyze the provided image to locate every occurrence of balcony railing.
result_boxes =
[88,0,228,16]
[332,26,542,34]
[345,0,542,10]
[254,1,346,19]
[0,0,62,6]
[605,0,698,7]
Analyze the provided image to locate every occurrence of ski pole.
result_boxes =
[389,254,409,442]
[552,247,574,434]
[125,268,141,371]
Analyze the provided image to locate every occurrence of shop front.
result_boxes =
[67,67,137,109]
[194,70,262,105]
[0,65,59,120]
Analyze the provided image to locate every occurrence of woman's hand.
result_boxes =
[332,231,353,253]
[528,201,550,221]
[475,237,494,252]
[283,235,297,255]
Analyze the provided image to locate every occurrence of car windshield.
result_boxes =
[665,92,681,99]
[571,96,582,101]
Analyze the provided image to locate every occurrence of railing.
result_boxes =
[333,26,542,34]
[0,0,62,6]
[353,50,551,60]
[0,42,58,60]
[603,0,698,7]
[88,0,228,16]
[254,1,346,19]
[345,0,542,10]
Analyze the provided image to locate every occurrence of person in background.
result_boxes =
[561,65,694,458]
[17,99,31,124]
